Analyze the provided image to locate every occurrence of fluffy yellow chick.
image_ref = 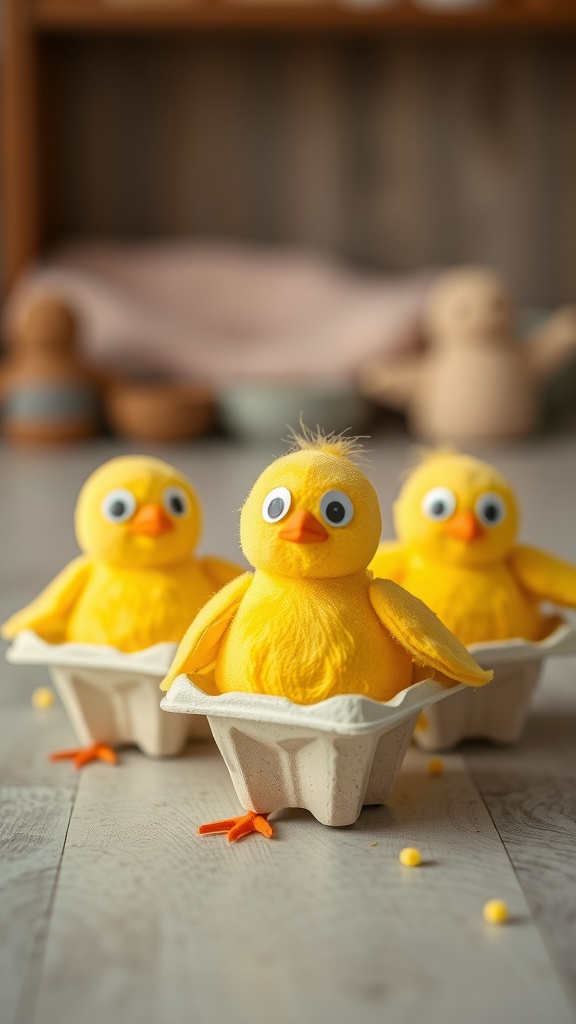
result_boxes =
[370,451,576,645]
[2,455,242,653]
[161,431,491,705]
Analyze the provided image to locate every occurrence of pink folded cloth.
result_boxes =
[6,240,432,385]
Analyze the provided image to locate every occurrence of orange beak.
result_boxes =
[279,509,329,544]
[128,503,174,537]
[444,510,483,543]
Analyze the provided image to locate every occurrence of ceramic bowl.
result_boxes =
[218,381,372,441]
[106,381,215,442]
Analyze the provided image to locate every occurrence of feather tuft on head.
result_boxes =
[285,421,369,463]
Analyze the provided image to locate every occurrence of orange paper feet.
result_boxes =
[50,742,118,769]
[198,811,273,843]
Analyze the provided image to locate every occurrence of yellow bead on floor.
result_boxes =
[399,847,422,867]
[427,757,444,776]
[483,899,509,924]
[31,686,56,709]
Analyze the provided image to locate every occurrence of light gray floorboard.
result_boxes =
[465,657,576,1005]
[0,787,75,1024]
[28,746,574,1024]
[2,434,576,1024]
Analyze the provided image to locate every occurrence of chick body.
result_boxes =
[216,569,412,703]
[389,557,542,646]
[3,455,241,652]
[66,559,220,652]
[162,436,490,703]
[371,452,574,646]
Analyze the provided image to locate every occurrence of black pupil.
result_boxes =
[431,500,446,517]
[170,495,185,514]
[326,501,345,524]
[484,503,499,522]
[268,497,285,519]
[110,500,126,518]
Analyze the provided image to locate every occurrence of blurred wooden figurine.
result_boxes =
[360,267,576,442]
[1,295,100,441]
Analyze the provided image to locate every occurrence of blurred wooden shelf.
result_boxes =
[31,0,576,35]
[5,0,576,294]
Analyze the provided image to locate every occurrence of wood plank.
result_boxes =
[29,743,574,1024]
[423,37,553,304]
[465,656,576,1005]
[2,0,43,288]
[546,41,576,305]
[0,699,81,790]
[266,39,352,252]
[165,38,268,240]
[349,39,443,269]
[30,0,576,34]
[0,787,75,1024]
[38,34,576,302]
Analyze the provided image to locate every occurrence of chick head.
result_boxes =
[394,451,519,568]
[240,430,381,579]
[75,455,201,569]
[425,267,514,349]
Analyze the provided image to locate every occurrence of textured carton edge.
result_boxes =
[162,675,468,825]
[412,619,576,751]
[6,630,209,754]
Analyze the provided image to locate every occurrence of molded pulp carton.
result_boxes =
[161,675,468,826]
[7,630,210,756]
[412,620,576,751]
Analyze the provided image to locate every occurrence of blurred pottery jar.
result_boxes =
[360,266,576,443]
[0,295,100,442]
[105,379,215,442]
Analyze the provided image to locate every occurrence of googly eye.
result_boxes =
[320,490,354,528]
[101,488,137,524]
[475,492,507,527]
[262,487,291,523]
[163,486,189,518]
[421,487,457,523]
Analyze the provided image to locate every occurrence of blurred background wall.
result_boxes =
[42,33,576,306]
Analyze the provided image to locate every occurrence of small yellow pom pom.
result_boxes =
[399,847,422,867]
[483,899,509,924]
[31,687,56,710]
[427,757,444,776]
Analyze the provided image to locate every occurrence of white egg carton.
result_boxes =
[6,630,210,756]
[161,675,468,826]
[412,619,576,752]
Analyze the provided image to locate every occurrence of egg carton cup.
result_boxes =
[6,630,211,756]
[412,619,576,752]
[161,675,468,826]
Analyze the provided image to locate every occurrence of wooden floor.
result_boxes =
[1,432,575,1024]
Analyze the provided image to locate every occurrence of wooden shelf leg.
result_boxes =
[2,0,42,292]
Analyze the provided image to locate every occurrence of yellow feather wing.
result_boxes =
[369,578,492,687]
[160,571,253,692]
[509,544,576,607]
[2,556,92,643]
[369,541,407,583]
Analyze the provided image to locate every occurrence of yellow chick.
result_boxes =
[2,455,242,653]
[161,431,491,706]
[370,451,576,646]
